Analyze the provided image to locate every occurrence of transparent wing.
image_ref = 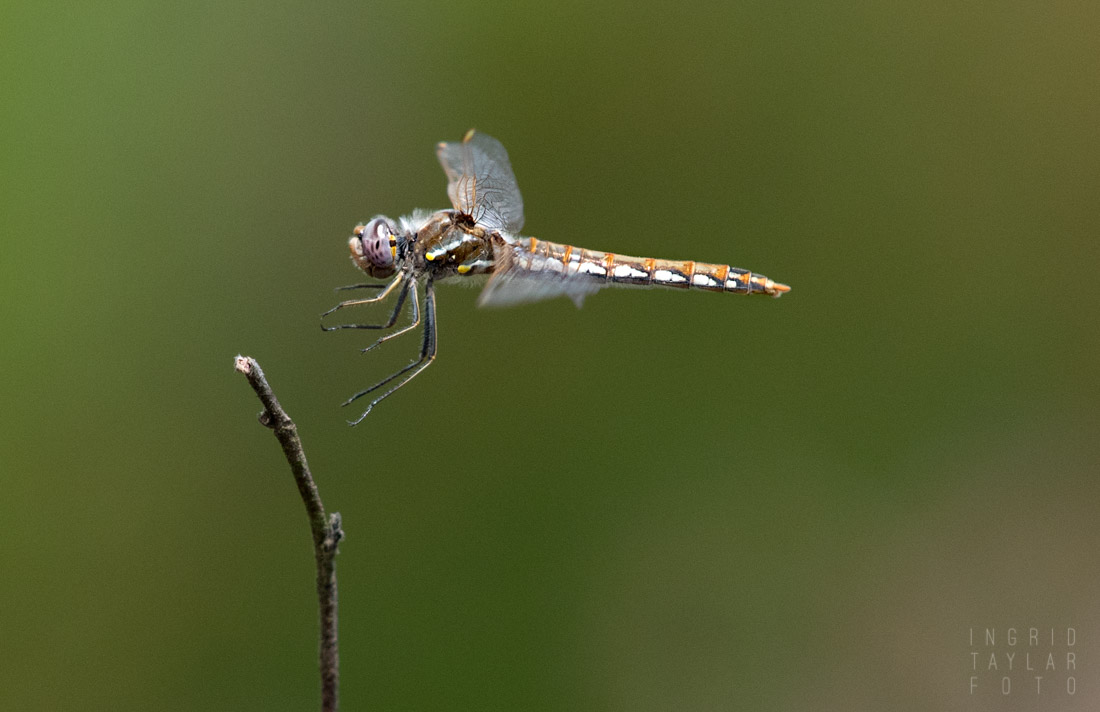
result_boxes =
[478,242,603,309]
[436,130,525,235]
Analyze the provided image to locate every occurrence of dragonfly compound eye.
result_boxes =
[350,217,398,277]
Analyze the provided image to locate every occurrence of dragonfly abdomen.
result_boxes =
[521,237,789,297]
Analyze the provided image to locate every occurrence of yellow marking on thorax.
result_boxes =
[456,264,471,274]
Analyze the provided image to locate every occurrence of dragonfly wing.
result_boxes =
[478,242,603,308]
[437,130,525,234]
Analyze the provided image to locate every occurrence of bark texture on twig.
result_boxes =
[234,355,342,712]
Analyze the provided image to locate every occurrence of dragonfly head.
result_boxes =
[350,216,399,278]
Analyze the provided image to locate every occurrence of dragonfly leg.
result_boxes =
[361,280,420,352]
[321,273,408,331]
[320,272,404,323]
[334,282,390,292]
[344,279,438,425]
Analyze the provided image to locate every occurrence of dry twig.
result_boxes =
[234,355,342,712]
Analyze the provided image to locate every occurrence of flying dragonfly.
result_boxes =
[323,130,790,424]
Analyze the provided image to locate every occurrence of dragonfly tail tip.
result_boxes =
[768,280,791,297]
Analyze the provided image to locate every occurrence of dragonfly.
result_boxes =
[323,130,790,424]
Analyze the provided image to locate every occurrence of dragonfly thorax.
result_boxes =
[350,216,400,278]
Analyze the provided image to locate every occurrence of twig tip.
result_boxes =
[234,355,253,375]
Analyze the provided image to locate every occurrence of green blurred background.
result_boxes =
[2,1,1098,710]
